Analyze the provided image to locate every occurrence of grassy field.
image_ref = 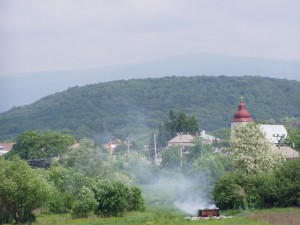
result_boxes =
[6,181,300,225]
[33,207,300,225]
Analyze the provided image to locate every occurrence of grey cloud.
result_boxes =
[0,0,299,75]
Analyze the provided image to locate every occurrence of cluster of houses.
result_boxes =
[163,97,299,160]
[1,97,299,160]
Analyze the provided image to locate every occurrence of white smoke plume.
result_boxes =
[141,170,215,216]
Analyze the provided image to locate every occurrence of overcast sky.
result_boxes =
[0,0,299,76]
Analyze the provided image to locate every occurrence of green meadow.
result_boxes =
[33,207,300,225]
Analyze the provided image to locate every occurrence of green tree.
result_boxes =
[61,138,104,177]
[213,158,300,210]
[273,158,300,207]
[285,128,300,151]
[192,154,233,188]
[280,117,300,129]
[212,128,231,148]
[7,130,41,159]
[127,187,145,212]
[187,115,200,134]
[47,163,95,213]
[7,130,73,162]
[115,142,129,155]
[158,111,199,147]
[0,157,53,223]
[114,151,156,184]
[187,138,203,159]
[93,179,144,217]
[213,172,247,210]
[231,123,284,174]
[160,146,182,170]
[71,186,98,218]
[212,128,231,140]
[213,172,276,210]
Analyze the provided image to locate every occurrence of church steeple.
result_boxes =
[231,97,254,130]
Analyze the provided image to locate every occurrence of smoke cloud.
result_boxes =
[141,170,215,216]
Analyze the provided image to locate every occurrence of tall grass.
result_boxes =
[248,208,300,225]
[33,207,300,225]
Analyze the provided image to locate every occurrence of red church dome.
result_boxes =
[231,97,254,122]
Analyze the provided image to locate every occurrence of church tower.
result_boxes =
[231,97,254,131]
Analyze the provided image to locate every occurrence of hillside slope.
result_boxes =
[0,76,299,141]
[1,53,299,113]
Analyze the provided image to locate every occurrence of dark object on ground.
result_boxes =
[198,208,220,217]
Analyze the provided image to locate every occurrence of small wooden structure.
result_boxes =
[198,208,220,217]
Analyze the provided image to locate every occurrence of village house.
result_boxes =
[103,138,133,154]
[167,134,195,154]
[166,131,220,154]
[103,139,123,154]
[259,124,298,160]
[0,143,14,155]
[200,130,221,144]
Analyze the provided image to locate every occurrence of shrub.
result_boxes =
[72,186,98,218]
[273,158,300,207]
[213,172,247,210]
[0,157,53,223]
[128,187,145,212]
[192,154,233,187]
[47,163,94,213]
[48,191,74,214]
[94,180,129,217]
[247,173,277,208]
[93,179,145,217]
[160,146,182,170]
[213,160,300,211]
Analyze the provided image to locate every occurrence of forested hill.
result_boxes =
[1,76,300,141]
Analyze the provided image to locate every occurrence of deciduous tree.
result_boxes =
[0,157,53,223]
[231,123,283,174]
[160,146,182,170]
[158,110,199,147]
[7,130,73,161]
[285,128,300,151]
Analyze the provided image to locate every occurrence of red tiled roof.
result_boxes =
[0,143,15,152]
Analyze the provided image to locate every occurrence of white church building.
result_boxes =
[231,97,299,160]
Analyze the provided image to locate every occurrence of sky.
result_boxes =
[0,0,299,76]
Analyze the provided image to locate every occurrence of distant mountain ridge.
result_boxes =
[1,53,299,113]
[0,75,299,141]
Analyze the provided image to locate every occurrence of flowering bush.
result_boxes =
[231,123,283,174]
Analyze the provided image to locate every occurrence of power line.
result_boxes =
[24,151,103,163]
[21,132,155,163]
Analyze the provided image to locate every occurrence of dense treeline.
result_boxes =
[0,129,229,223]
[1,124,300,223]
[0,75,300,141]
[213,123,300,210]
[213,159,300,210]
[0,136,147,223]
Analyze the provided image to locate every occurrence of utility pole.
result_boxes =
[180,132,183,169]
[154,131,157,164]
[293,142,295,159]
[127,136,130,153]
[109,137,112,154]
